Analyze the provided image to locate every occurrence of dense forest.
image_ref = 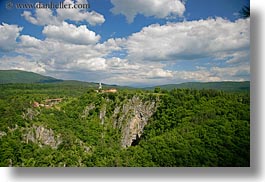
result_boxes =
[0,81,250,167]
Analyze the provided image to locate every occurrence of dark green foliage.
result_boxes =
[0,83,250,167]
[139,89,250,166]
[154,87,161,93]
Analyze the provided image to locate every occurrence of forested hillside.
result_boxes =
[0,83,250,167]
[0,70,62,84]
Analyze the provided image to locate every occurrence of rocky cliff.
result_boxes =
[22,93,159,149]
[22,125,62,149]
[95,95,158,147]
[119,96,157,147]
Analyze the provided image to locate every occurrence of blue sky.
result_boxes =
[0,0,250,87]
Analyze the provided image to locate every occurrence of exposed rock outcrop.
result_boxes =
[22,108,40,120]
[23,125,62,149]
[99,104,106,125]
[112,96,158,147]
[22,94,159,150]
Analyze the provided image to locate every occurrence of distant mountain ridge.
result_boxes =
[0,70,62,84]
[0,70,129,90]
[145,81,250,92]
[0,70,250,92]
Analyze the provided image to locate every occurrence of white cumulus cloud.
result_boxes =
[22,8,60,26]
[0,15,250,86]
[57,0,105,26]
[42,22,100,45]
[66,57,107,71]
[124,18,250,62]
[110,0,185,23]
[147,68,173,79]
[0,23,23,51]
[0,55,46,73]
[19,35,42,48]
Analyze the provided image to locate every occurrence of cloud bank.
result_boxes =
[111,0,185,23]
[0,0,250,86]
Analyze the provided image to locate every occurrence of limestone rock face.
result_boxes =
[20,94,159,150]
[23,125,62,149]
[22,108,39,120]
[99,104,106,125]
[111,96,158,147]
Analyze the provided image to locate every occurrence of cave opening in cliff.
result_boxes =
[131,134,140,146]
